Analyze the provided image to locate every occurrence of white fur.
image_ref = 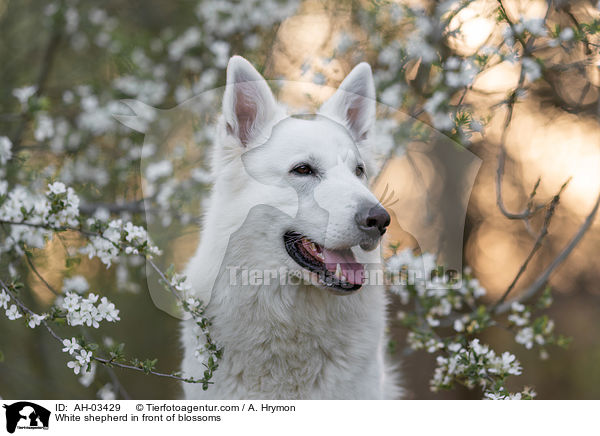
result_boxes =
[180,56,401,399]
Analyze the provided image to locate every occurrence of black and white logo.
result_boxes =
[2,402,50,434]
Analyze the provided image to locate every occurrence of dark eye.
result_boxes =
[355,165,365,177]
[291,164,314,176]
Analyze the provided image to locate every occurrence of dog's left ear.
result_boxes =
[319,63,376,142]
[223,56,278,147]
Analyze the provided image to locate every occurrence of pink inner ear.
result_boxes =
[346,102,368,140]
[234,82,259,146]
[347,106,360,130]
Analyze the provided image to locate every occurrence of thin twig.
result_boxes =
[494,189,600,314]
[11,25,62,153]
[493,1,547,219]
[565,6,592,56]
[0,278,63,343]
[495,66,534,220]
[0,219,100,240]
[491,178,570,311]
[24,250,60,296]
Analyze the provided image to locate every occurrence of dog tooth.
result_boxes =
[335,263,342,278]
[316,252,325,260]
[310,242,317,252]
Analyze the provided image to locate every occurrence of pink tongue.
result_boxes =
[323,249,365,285]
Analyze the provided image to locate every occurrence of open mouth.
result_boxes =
[283,231,365,293]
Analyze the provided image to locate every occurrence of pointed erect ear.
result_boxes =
[223,56,278,147]
[319,63,376,141]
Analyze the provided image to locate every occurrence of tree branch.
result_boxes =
[24,250,60,296]
[11,25,62,153]
[491,178,570,311]
[495,189,600,314]
[0,278,209,385]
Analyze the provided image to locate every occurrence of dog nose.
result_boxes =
[355,204,391,236]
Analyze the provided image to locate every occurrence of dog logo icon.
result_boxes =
[2,402,50,433]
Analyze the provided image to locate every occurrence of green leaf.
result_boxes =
[65,257,81,268]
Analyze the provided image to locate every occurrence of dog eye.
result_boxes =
[291,164,314,176]
[355,165,365,177]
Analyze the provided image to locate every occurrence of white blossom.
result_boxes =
[406,35,437,63]
[447,342,462,353]
[27,313,47,329]
[515,326,534,349]
[88,8,107,25]
[97,383,116,400]
[559,27,574,41]
[336,32,354,54]
[67,349,92,375]
[484,390,523,400]
[67,360,83,375]
[45,183,80,227]
[190,167,213,184]
[424,91,447,115]
[60,291,120,328]
[81,219,160,266]
[0,290,9,310]
[169,274,191,297]
[12,86,37,105]
[426,315,440,327]
[34,114,55,142]
[5,304,22,320]
[62,338,81,355]
[445,58,478,88]
[453,318,465,332]
[470,119,483,133]
[425,338,444,353]
[185,298,201,312]
[511,301,525,312]
[0,137,13,165]
[145,160,173,182]
[81,236,120,267]
[209,41,230,68]
[522,18,547,37]
[97,297,120,322]
[490,352,522,376]
[112,76,167,106]
[379,83,404,108]
[508,312,529,326]
[77,349,92,365]
[62,275,90,294]
[522,58,541,82]
[48,181,67,195]
[168,27,202,60]
[64,7,79,34]
[79,362,96,387]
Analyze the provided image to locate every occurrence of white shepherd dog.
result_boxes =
[181,56,400,399]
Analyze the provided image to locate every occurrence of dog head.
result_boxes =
[212,56,389,294]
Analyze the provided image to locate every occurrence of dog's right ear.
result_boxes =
[319,63,376,142]
[223,56,278,147]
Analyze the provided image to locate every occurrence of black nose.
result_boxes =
[355,204,391,236]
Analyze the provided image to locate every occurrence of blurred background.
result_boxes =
[0,0,599,399]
